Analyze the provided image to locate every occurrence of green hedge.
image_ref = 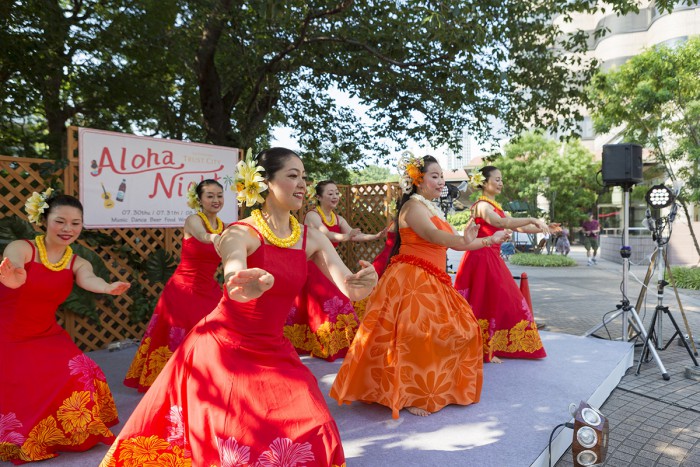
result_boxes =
[509,253,577,267]
[669,266,700,290]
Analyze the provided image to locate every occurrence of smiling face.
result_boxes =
[416,161,445,200]
[45,205,83,246]
[265,155,307,211]
[199,183,224,215]
[482,169,503,197]
[317,183,340,210]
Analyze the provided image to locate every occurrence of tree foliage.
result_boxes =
[350,165,396,185]
[485,132,599,230]
[1,0,696,171]
[588,36,700,256]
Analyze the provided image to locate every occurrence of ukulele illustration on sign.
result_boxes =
[101,183,115,209]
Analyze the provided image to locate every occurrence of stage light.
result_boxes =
[645,184,674,209]
[569,401,608,467]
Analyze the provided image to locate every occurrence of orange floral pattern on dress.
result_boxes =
[0,375,117,463]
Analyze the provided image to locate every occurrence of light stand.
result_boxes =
[583,184,670,380]
[439,184,460,271]
[636,198,699,375]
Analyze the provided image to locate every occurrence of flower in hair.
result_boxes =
[186,182,200,210]
[468,169,485,190]
[397,151,424,194]
[306,183,316,200]
[24,187,54,225]
[235,148,268,207]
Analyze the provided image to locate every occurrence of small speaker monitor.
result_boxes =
[602,143,643,186]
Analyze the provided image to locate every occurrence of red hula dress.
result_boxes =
[453,200,546,362]
[0,240,118,464]
[100,224,345,467]
[371,230,397,278]
[330,217,483,419]
[124,236,222,391]
[284,213,359,362]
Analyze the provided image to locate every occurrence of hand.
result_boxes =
[0,257,27,288]
[374,227,389,240]
[226,268,274,301]
[490,230,509,245]
[105,281,130,295]
[533,218,550,234]
[462,219,480,244]
[345,260,378,289]
[345,228,361,241]
[548,223,562,233]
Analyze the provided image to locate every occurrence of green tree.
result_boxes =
[350,165,397,185]
[588,36,700,256]
[2,0,696,167]
[486,132,599,231]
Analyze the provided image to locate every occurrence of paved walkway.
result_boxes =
[447,245,700,466]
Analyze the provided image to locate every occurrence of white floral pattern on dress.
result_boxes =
[166,405,185,448]
[257,437,314,466]
[145,313,159,336]
[457,288,469,300]
[68,354,104,391]
[217,436,251,467]
[285,306,298,325]
[0,412,25,446]
[521,298,533,321]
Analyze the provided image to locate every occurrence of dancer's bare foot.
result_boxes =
[406,406,430,417]
[491,356,503,364]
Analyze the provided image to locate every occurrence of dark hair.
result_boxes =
[477,165,500,190]
[315,180,337,198]
[388,155,439,260]
[196,179,223,198]
[255,147,301,181]
[43,194,83,221]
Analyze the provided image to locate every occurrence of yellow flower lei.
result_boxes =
[196,211,223,234]
[478,196,503,212]
[36,235,73,272]
[251,209,301,248]
[315,206,337,227]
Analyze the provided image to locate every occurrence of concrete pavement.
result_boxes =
[447,244,700,466]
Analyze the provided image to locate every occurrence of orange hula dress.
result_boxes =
[453,200,546,362]
[284,212,359,361]
[123,235,222,392]
[0,240,118,464]
[330,216,483,419]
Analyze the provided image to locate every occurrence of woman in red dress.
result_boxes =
[331,155,506,419]
[124,179,224,391]
[454,166,555,363]
[100,148,377,467]
[0,193,130,464]
[284,180,386,361]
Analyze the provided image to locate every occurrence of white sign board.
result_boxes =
[78,128,239,228]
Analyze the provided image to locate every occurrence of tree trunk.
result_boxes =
[679,199,700,264]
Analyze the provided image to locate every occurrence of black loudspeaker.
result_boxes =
[601,143,643,187]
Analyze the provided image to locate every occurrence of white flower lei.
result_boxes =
[410,193,445,221]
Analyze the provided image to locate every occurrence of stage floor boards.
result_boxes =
[10,331,632,467]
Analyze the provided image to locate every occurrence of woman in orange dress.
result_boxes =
[454,166,556,363]
[123,179,224,391]
[0,193,129,464]
[330,154,507,418]
[285,180,386,361]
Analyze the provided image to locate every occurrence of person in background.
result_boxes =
[555,227,571,256]
[1,192,129,463]
[582,212,600,266]
[454,166,557,363]
[284,180,386,361]
[124,179,224,392]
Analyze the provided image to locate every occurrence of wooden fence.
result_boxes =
[0,134,399,351]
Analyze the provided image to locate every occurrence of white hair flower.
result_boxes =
[186,182,200,210]
[468,170,486,190]
[397,151,424,194]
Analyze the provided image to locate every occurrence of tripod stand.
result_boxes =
[636,214,699,375]
[583,185,670,380]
